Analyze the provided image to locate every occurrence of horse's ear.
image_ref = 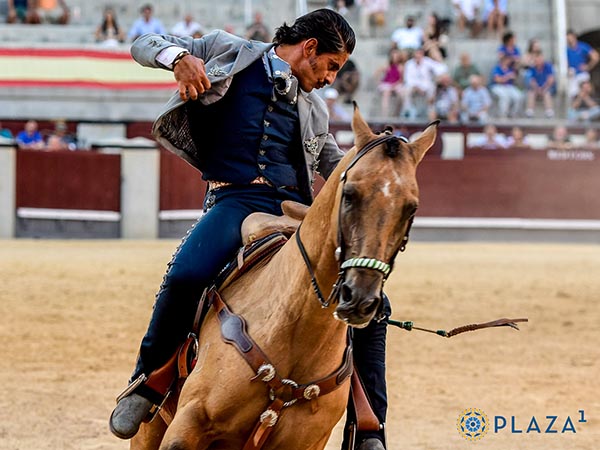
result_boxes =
[351,102,375,148]
[410,120,439,164]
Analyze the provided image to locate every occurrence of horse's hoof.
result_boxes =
[109,393,153,439]
[357,438,385,450]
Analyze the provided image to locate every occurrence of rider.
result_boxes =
[109,9,390,450]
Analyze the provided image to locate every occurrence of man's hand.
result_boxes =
[173,55,212,101]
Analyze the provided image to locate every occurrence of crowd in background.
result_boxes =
[3,1,600,152]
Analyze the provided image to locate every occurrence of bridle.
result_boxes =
[296,132,415,308]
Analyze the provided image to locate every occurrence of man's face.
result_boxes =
[294,47,349,92]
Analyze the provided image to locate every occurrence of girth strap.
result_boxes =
[208,288,353,449]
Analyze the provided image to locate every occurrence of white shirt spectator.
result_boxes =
[403,54,447,94]
[391,16,423,50]
[171,14,204,37]
[452,0,481,21]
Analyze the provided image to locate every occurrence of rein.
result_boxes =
[296,133,413,307]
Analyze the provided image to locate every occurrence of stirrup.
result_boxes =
[115,374,170,423]
[116,374,148,403]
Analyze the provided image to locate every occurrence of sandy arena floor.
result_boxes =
[0,239,598,450]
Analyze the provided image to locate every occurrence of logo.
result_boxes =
[457,408,489,441]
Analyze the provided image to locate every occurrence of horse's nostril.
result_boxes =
[359,297,379,316]
[341,283,353,303]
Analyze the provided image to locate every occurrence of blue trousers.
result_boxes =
[131,185,389,445]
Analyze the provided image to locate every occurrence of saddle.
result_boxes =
[143,200,383,448]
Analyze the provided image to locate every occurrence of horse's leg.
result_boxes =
[158,401,209,450]
[130,416,168,450]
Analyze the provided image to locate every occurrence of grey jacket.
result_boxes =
[131,31,344,197]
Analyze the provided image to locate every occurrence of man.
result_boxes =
[460,74,492,123]
[390,15,423,52]
[109,9,388,450]
[402,47,447,119]
[566,29,599,87]
[171,12,204,38]
[127,3,166,42]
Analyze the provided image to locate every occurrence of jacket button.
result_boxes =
[262,135,268,141]
[259,149,266,156]
[258,164,266,170]
[267,105,274,112]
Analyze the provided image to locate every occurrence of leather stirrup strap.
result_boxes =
[350,367,381,432]
[242,398,285,450]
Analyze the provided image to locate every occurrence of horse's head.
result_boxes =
[332,106,438,328]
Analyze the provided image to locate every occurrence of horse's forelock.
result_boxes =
[384,138,401,158]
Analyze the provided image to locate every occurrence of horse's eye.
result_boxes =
[343,185,358,207]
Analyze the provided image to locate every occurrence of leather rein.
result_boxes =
[296,133,414,308]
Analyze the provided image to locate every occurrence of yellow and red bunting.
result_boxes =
[0,47,178,90]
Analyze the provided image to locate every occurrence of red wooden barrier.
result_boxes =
[159,149,206,210]
[16,149,121,211]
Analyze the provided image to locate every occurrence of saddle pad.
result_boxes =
[215,232,288,291]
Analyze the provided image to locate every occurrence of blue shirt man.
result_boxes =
[127,4,166,42]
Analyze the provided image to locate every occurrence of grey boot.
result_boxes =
[109,393,153,439]
[357,438,385,450]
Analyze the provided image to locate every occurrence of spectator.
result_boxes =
[16,120,44,150]
[583,128,599,150]
[521,38,543,72]
[171,12,204,38]
[483,0,508,37]
[505,126,531,149]
[36,0,69,24]
[422,12,448,62]
[428,73,459,123]
[357,0,388,38]
[524,51,555,118]
[95,7,125,47]
[245,11,270,42]
[45,119,76,150]
[497,31,521,71]
[323,88,351,122]
[7,0,38,23]
[452,52,481,92]
[401,48,447,119]
[548,125,572,150]
[0,121,13,140]
[567,80,600,122]
[376,48,407,117]
[490,54,523,118]
[390,15,423,53]
[332,58,360,104]
[461,74,492,123]
[451,0,482,38]
[128,4,166,42]
[566,30,599,88]
[474,124,508,149]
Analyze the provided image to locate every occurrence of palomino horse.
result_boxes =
[131,106,438,450]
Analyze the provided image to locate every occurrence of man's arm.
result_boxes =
[318,133,345,180]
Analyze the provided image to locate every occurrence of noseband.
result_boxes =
[296,132,415,308]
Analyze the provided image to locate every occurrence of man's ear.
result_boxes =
[303,38,318,56]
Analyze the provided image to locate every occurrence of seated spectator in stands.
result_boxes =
[490,54,523,118]
[422,13,448,62]
[0,121,13,140]
[391,15,423,53]
[333,58,360,104]
[357,0,388,38]
[245,11,270,42]
[583,127,599,150]
[451,0,482,37]
[428,73,459,123]
[402,48,447,119]
[46,119,76,150]
[171,12,204,38]
[483,0,508,37]
[567,80,600,122]
[461,74,492,123]
[505,126,531,149]
[16,120,44,150]
[474,124,508,149]
[548,125,572,150]
[323,88,351,122]
[566,29,599,89]
[376,48,407,117]
[497,31,521,71]
[36,0,69,24]
[128,4,166,42]
[7,0,38,23]
[452,52,481,93]
[521,38,542,73]
[525,51,555,118]
[95,7,125,47]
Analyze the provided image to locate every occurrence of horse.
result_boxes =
[131,106,438,450]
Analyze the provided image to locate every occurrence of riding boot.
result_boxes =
[342,293,391,449]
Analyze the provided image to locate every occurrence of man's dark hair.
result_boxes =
[273,8,355,55]
[502,31,514,45]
